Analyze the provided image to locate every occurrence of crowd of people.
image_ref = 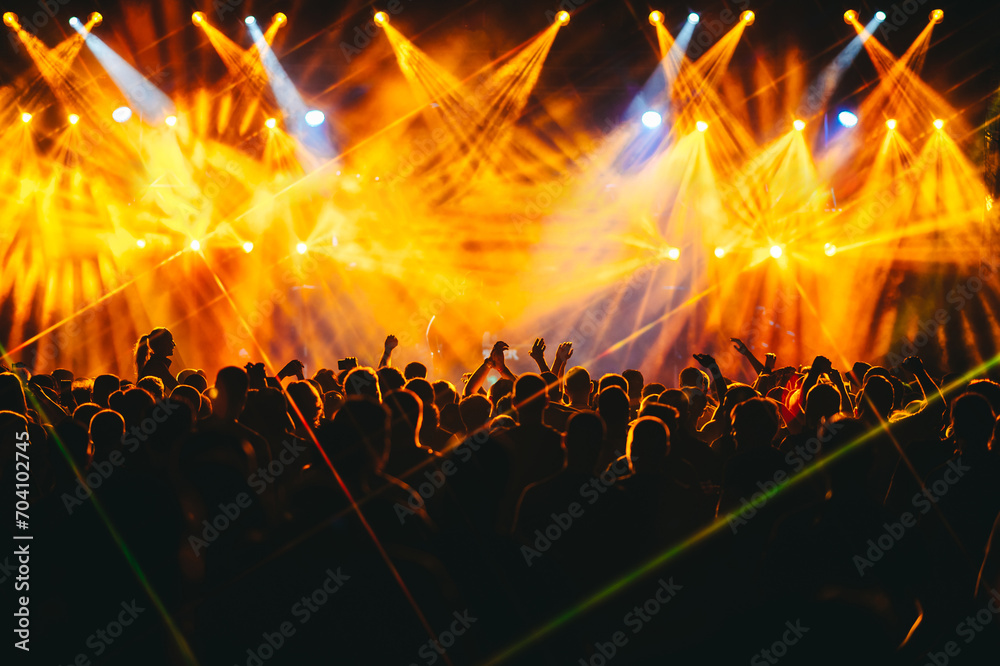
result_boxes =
[3,325,1000,664]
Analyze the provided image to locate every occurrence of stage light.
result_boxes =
[929,9,943,23]
[265,117,277,129]
[296,242,308,255]
[688,12,700,24]
[844,9,857,23]
[190,240,201,251]
[136,239,146,248]
[165,115,177,127]
[245,16,256,25]
[112,106,132,123]
[273,12,287,24]
[192,11,205,25]
[696,120,708,132]
[886,119,896,130]
[556,11,570,25]
[20,112,31,123]
[933,118,944,129]
[69,17,82,28]
[304,110,326,127]
[875,10,886,21]
[68,114,80,125]
[793,119,805,131]
[714,247,726,258]
[648,11,664,25]
[243,241,254,253]
[89,12,102,26]
[770,245,783,259]
[667,247,680,261]
[4,12,19,29]
[641,111,662,128]
[374,11,388,26]
[741,10,755,24]
[837,111,858,127]
[824,243,837,256]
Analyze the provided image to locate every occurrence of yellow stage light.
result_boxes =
[696,120,708,133]
[136,239,146,248]
[824,243,837,257]
[265,118,277,129]
[741,10,755,25]
[648,11,664,26]
[374,11,388,26]
[770,245,783,259]
[273,12,287,24]
[88,12,102,26]
[68,114,80,125]
[3,12,18,29]
[929,9,943,23]
[667,247,680,261]
[190,240,201,251]
[192,12,205,25]
[844,9,857,23]
[714,247,725,258]
[165,115,177,127]
[243,241,254,253]
[793,119,805,131]
[886,119,896,130]
[21,112,31,123]
[933,118,944,130]
[296,242,308,255]
[556,11,570,26]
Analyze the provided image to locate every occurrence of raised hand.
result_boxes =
[692,353,718,369]
[489,341,510,369]
[384,334,399,352]
[730,338,750,355]
[763,353,776,373]
[277,359,305,380]
[530,338,546,362]
[555,341,573,364]
[245,362,267,388]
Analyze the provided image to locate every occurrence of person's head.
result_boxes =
[214,366,249,421]
[89,410,125,463]
[597,385,630,430]
[377,366,406,395]
[657,389,690,424]
[565,410,604,471]
[718,383,758,425]
[134,327,175,374]
[540,371,562,403]
[52,368,74,384]
[565,366,592,405]
[53,419,91,482]
[119,387,155,431]
[92,374,119,408]
[598,373,628,394]
[731,398,779,451]
[642,383,666,400]
[287,380,324,428]
[137,376,164,401]
[513,373,549,424]
[965,380,1000,416]
[851,362,873,389]
[859,375,894,420]
[432,380,458,411]
[442,399,464,434]
[488,378,514,414]
[384,388,423,450]
[180,371,208,393]
[322,396,391,476]
[0,373,27,415]
[950,393,995,454]
[405,378,439,430]
[170,385,203,413]
[459,394,492,434]
[345,367,381,403]
[639,403,680,436]
[404,362,427,380]
[622,369,644,403]
[626,416,669,473]
[679,367,709,393]
[805,383,842,430]
[323,391,344,418]
[73,403,101,427]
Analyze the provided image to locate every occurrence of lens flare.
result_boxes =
[20,112,32,123]
[191,11,205,25]
[929,9,943,23]
[136,239,146,248]
[933,118,944,129]
[886,119,897,130]
[696,120,708,132]
[68,114,80,125]
[296,242,308,255]
[741,10,755,24]
[770,245,783,259]
[374,11,388,26]
[189,240,201,251]
[112,106,132,123]
[688,13,700,24]
[824,243,837,256]
[556,11,570,26]
[648,11,664,25]
[165,115,177,127]
[641,111,662,128]
[304,110,326,127]
[793,119,805,131]
[844,9,857,23]
[265,117,277,129]
[243,241,254,253]
[666,247,680,260]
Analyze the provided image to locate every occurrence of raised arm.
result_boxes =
[378,335,398,369]
[552,342,574,378]
[693,353,727,404]
[529,338,550,373]
[730,337,765,375]
[902,356,945,408]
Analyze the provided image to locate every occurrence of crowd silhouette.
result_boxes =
[3,328,1000,665]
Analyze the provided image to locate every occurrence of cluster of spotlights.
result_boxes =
[137,239,313,254]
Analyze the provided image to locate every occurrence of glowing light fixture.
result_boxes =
[165,115,177,127]
[112,106,132,123]
[374,11,388,26]
[844,10,857,23]
[273,12,286,24]
[667,247,680,261]
[192,12,205,25]
[824,243,837,256]
[296,242,308,255]
[874,11,886,21]
[243,241,254,253]
[3,12,19,29]
[696,120,708,132]
[648,11,664,25]
[688,13,700,24]
[556,11,570,25]
[641,111,662,128]
[89,12,102,26]
[770,245,783,259]
[69,16,82,28]
[837,111,858,127]
[793,119,806,131]
[714,247,726,258]
[929,9,943,23]
[245,16,256,25]
[886,119,897,130]
[136,239,146,248]
[741,10,755,24]
[933,118,944,130]
[68,114,80,125]
[20,112,31,123]
[304,110,326,127]
[190,240,201,251]
[265,117,277,129]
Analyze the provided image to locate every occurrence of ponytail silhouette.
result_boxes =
[133,328,170,379]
